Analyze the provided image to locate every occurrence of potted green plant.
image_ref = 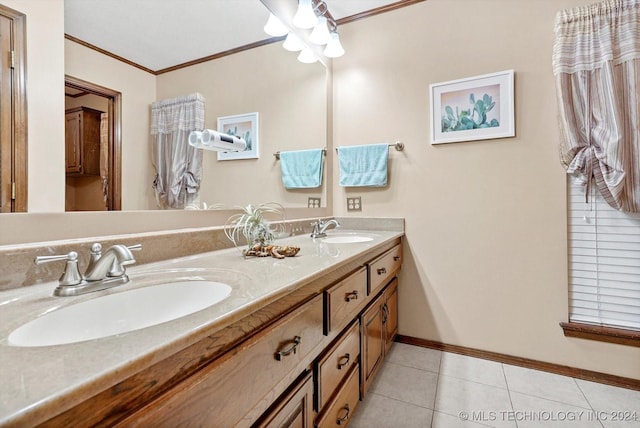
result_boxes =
[224,202,286,250]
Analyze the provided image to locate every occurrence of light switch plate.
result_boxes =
[308,197,321,208]
[346,196,362,212]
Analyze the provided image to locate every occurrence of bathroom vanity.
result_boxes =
[0,222,403,427]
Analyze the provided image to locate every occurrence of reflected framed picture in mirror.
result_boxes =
[217,112,259,160]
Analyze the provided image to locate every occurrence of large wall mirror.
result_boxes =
[0,0,332,246]
[61,0,330,213]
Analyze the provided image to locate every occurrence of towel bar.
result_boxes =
[274,148,327,160]
[335,141,405,153]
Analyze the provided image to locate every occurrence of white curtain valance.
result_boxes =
[554,0,640,213]
[151,92,205,135]
[553,0,640,74]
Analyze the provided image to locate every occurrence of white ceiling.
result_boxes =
[64,0,400,72]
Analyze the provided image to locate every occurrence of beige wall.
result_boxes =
[2,0,65,212]
[65,40,157,210]
[333,0,640,379]
[156,43,328,209]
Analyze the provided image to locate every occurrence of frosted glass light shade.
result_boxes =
[293,0,318,29]
[264,13,288,37]
[324,32,345,58]
[283,32,304,51]
[297,48,318,64]
[309,16,331,45]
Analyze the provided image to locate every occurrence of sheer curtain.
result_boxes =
[553,0,640,213]
[150,93,204,209]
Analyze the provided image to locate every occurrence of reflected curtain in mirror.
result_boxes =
[151,93,204,209]
[553,0,640,213]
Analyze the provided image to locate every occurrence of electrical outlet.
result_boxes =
[346,196,362,212]
[308,197,321,208]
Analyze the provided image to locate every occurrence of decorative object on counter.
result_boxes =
[429,70,514,145]
[224,202,287,252]
[337,143,389,187]
[243,244,301,259]
[216,112,259,161]
[278,148,325,189]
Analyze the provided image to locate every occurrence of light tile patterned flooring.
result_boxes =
[350,343,640,428]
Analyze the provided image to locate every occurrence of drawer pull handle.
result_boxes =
[393,256,401,261]
[275,336,301,361]
[337,353,350,369]
[337,404,350,425]
[344,290,358,302]
[377,267,387,275]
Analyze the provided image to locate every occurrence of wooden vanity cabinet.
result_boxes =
[65,107,102,176]
[54,240,402,428]
[119,295,325,427]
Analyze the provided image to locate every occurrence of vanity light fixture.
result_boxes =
[293,0,318,29]
[263,13,288,37]
[324,31,345,58]
[309,16,331,45]
[297,48,318,64]
[283,32,304,52]
[263,0,344,62]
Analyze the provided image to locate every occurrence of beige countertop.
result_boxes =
[0,227,403,426]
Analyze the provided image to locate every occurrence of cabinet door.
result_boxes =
[65,111,81,173]
[254,372,314,428]
[360,294,384,398]
[383,278,398,355]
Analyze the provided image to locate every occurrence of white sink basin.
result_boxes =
[8,281,232,347]
[322,234,375,244]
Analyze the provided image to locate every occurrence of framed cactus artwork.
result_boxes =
[429,70,514,145]
[217,112,260,160]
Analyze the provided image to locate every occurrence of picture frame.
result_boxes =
[216,112,259,160]
[429,70,514,145]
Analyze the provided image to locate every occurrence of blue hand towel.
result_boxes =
[338,144,388,187]
[279,148,324,189]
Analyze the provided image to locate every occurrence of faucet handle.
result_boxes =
[35,251,84,286]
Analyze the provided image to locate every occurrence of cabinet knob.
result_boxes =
[336,404,350,425]
[275,336,301,361]
[393,256,401,261]
[377,267,387,275]
[337,353,350,370]
[382,303,389,324]
[344,290,358,302]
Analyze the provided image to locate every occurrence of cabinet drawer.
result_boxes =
[123,295,325,427]
[368,244,402,296]
[315,321,360,411]
[324,267,367,335]
[255,371,314,428]
[315,364,360,428]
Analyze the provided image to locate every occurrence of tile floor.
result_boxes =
[349,343,640,428]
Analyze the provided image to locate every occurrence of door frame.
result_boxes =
[0,4,27,212]
[65,75,122,210]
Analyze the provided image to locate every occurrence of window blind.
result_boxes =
[567,179,640,331]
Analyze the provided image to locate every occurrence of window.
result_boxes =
[564,179,640,344]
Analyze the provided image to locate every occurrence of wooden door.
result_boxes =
[0,5,26,212]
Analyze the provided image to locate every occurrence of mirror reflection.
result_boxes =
[62,2,328,212]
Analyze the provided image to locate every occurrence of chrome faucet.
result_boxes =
[35,243,141,296]
[310,219,341,239]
